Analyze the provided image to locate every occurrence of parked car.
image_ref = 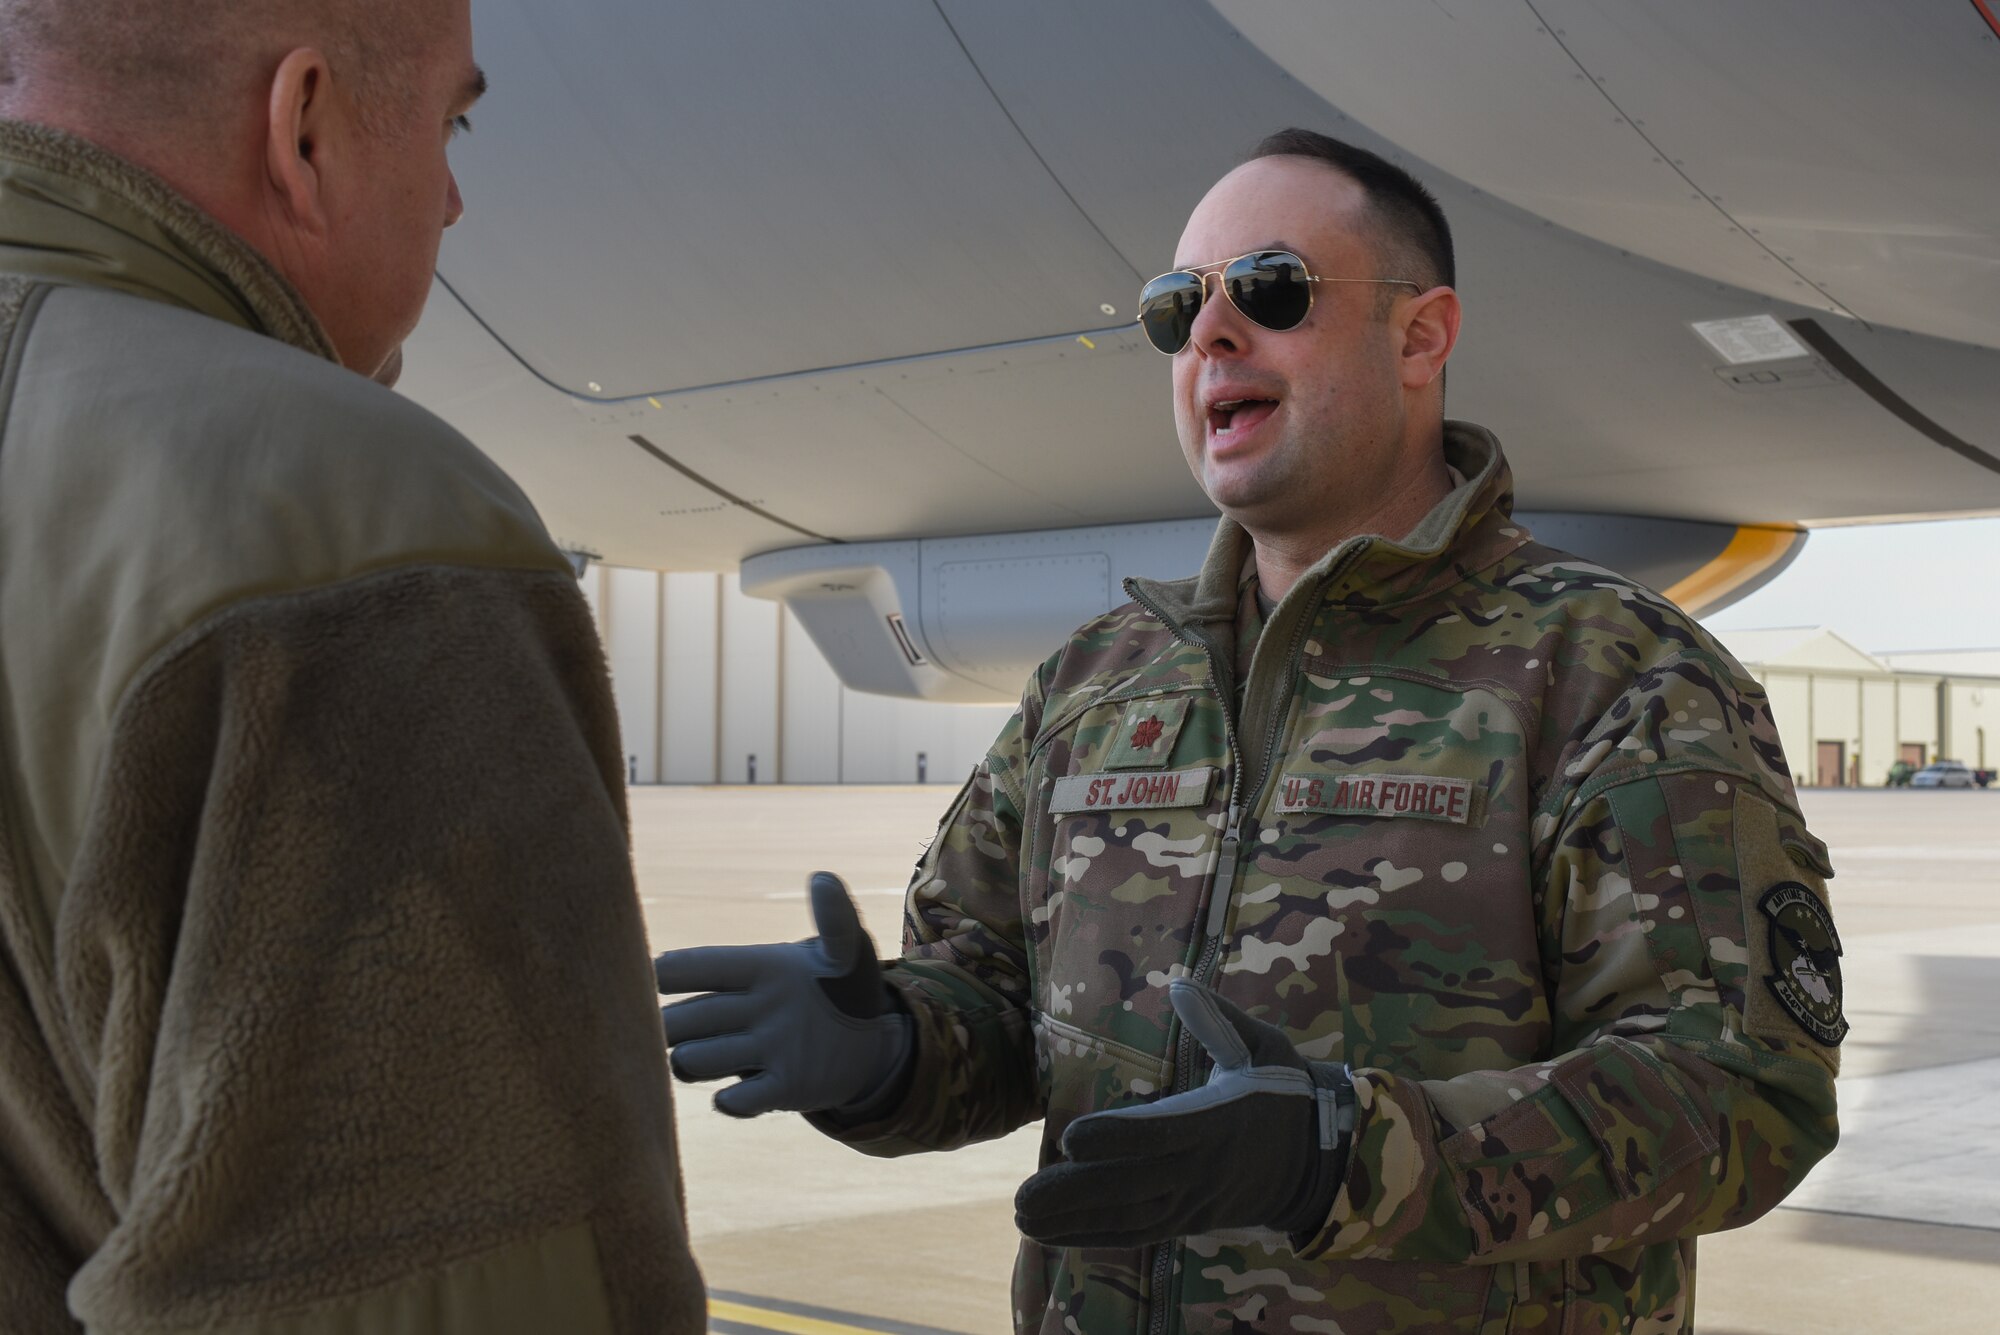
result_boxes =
[1910,760,1977,789]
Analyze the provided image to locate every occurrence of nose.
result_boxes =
[444,167,466,228]
[1184,269,1245,359]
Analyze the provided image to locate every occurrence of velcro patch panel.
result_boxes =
[1274,772,1475,824]
[1050,766,1217,814]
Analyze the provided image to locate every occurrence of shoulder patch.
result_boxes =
[1758,883,1847,1046]
[1735,786,1844,1063]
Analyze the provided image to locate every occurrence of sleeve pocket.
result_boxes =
[1551,1037,1718,1201]
[1441,1084,1611,1261]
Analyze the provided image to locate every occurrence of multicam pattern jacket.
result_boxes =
[824,423,1841,1335]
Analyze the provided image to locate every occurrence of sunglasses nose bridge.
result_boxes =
[1188,266,1256,349]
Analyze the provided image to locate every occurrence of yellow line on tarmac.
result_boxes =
[709,1297,892,1335]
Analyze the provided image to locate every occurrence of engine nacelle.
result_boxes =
[740,513,1801,704]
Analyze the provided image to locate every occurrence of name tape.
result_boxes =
[1275,772,1475,824]
[1050,766,1217,814]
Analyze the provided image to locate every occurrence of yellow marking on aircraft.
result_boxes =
[709,1297,897,1335]
[1076,335,1096,349]
[649,396,664,409]
[1664,524,1801,615]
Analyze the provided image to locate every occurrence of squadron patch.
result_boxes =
[1758,882,1847,1046]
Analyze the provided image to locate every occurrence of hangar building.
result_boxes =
[1717,628,2000,788]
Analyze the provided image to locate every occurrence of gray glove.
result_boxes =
[656,872,912,1118]
[1014,978,1352,1249]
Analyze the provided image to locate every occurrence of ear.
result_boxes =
[263,47,336,235]
[1396,285,1462,391]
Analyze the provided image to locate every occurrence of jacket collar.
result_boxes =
[0,119,336,361]
[1129,420,1529,633]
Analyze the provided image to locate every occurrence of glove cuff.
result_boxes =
[812,997,915,1127]
[1280,1062,1355,1246]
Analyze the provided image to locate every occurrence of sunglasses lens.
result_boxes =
[1138,271,1204,354]
[1223,251,1313,332]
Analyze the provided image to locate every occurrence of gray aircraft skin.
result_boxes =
[395,1,2000,702]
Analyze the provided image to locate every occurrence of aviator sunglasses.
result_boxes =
[1137,250,1421,355]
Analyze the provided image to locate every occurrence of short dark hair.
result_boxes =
[1248,127,1455,292]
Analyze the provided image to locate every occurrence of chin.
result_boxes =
[1203,462,1287,515]
[371,346,405,388]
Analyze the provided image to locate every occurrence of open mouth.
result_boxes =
[1208,398,1279,438]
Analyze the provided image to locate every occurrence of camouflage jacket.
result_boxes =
[824,422,1841,1335]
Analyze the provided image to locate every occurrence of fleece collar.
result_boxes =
[0,118,336,361]
[1129,420,1529,633]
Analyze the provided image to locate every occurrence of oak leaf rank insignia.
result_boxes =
[1102,695,1191,770]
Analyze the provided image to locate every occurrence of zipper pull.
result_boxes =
[1204,804,1246,938]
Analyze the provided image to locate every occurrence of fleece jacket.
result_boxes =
[0,119,704,1333]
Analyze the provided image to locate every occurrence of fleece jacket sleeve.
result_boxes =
[52,563,704,1334]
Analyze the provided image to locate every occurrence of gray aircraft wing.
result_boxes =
[396,1,2000,700]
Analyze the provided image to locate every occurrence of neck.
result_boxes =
[2,80,262,229]
[1248,439,1454,601]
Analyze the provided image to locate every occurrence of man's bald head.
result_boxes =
[0,0,481,383]
[0,0,451,145]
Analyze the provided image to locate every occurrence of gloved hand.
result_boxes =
[1014,978,1352,1249]
[656,871,912,1118]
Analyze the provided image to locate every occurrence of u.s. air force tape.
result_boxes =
[1274,772,1474,824]
[1050,766,1217,814]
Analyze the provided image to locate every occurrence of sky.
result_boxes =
[1702,516,2000,653]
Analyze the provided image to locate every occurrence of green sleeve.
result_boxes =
[1299,653,1841,1264]
[814,684,1044,1157]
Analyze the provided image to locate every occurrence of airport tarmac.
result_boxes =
[635,785,2000,1335]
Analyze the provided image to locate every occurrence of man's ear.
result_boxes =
[264,47,335,235]
[1397,285,1462,390]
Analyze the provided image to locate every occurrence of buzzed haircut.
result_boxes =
[1248,127,1455,294]
[0,0,434,138]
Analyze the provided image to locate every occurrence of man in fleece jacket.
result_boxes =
[0,2,703,1330]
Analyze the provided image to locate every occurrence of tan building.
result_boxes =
[582,566,1015,786]
[1714,627,2000,787]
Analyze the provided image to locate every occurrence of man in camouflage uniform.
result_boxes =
[658,128,1841,1334]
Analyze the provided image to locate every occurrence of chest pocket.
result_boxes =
[1028,689,1230,1061]
[1220,666,1547,1078]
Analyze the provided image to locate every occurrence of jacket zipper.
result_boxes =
[1125,583,1242,1335]
[1123,544,1365,1335]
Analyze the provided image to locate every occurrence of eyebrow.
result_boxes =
[1169,240,1301,271]
[455,66,489,112]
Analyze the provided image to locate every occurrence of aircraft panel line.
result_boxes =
[1518,0,1865,327]
[435,270,1139,405]
[927,1,1146,284]
[627,435,841,543]
[1787,319,2000,478]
